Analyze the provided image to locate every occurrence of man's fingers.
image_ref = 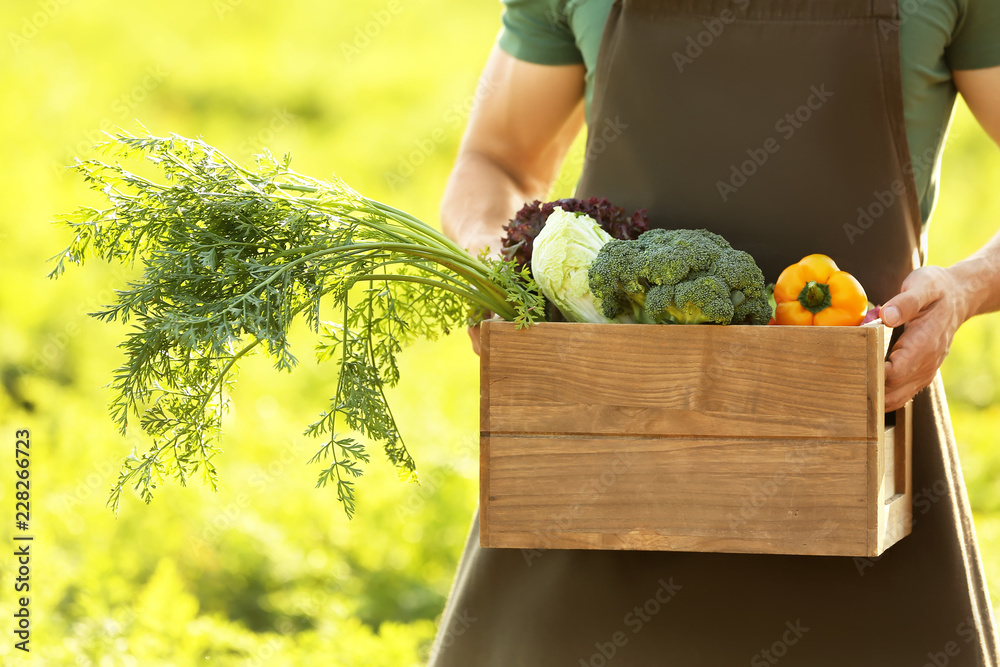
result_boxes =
[884,360,927,411]
[881,267,945,327]
[885,365,932,411]
[468,324,482,357]
[878,265,961,411]
[885,384,918,412]
[884,342,938,410]
[885,342,932,386]
[881,290,925,327]
[884,333,919,384]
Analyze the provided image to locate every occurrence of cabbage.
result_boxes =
[530,207,616,323]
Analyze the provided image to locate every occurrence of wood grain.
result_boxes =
[882,402,913,552]
[865,325,885,555]
[485,322,871,438]
[479,321,912,557]
[479,321,492,542]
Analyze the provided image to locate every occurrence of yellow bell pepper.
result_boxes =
[773,254,868,326]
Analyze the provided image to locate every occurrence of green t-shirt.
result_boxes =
[497,0,1000,222]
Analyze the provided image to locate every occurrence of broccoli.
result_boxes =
[587,228,772,325]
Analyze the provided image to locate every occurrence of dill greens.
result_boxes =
[50,130,544,517]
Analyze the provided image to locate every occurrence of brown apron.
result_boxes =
[430,0,999,664]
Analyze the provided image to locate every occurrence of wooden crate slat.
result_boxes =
[486,322,870,438]
[483,434,868,556]
[483,530,868,557]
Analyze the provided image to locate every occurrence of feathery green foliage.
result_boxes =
[49,130,544,517]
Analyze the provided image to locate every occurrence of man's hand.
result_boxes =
[881,266,975,411]
[879,66,1000,409]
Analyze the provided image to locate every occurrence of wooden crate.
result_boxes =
[479,320,912,557]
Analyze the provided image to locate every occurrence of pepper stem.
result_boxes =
[797,280,832,314]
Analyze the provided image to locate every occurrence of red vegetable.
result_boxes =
[500,197,650,269]
[861,304,881,325]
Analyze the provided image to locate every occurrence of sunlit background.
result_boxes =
[1,1,998,664]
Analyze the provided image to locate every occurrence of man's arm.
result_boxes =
[441,45,586,257]
[955,67,1000,145]
[881,66,1000,411]
[949,66,1000,319]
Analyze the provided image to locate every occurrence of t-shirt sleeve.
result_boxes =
[947,0,1000,69]
[497,0,584,66]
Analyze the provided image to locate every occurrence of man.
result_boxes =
[432,1,1000,663]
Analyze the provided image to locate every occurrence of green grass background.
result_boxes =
[0,1,998,664]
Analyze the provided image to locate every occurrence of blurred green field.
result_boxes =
[0,1,998,664]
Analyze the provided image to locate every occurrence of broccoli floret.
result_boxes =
[711,247,767,296]
[587,238,646,320]
[670,274,736,324]
[587,228,772,325]
[643,284,675,322]
[731,288,774,325]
